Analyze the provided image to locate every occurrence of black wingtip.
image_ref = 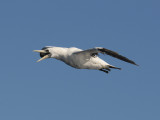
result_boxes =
[134,63,139,66]
[131,61,139,66]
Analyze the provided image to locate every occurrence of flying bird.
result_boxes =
[34,46,138,73]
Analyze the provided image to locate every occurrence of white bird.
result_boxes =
[34,46,138,73]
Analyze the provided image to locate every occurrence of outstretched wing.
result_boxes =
[74,47,138,66]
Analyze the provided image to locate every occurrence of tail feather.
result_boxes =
[108,65,121,70]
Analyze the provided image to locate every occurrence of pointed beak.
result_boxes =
[33,50,46,53]
[36,54,50,62]
[33,50,50,62]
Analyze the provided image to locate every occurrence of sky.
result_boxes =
[0,0,160,120]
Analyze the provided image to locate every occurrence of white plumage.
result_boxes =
[34,46,138,73]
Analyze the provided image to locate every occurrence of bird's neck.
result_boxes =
[50,47,69,60]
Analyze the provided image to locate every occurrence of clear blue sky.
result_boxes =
[0,0,160,120]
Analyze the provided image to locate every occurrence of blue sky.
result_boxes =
[0,0,160,120]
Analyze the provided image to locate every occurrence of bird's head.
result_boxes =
[33,47,52,62]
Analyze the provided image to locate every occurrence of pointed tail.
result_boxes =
[108,65,121,70]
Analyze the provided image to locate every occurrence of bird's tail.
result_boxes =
[108,65,121,70]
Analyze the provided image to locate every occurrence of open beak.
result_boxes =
[33,50,50,62]
[36,54,50,62]
[33,50,46,53]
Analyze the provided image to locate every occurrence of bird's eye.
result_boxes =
[45,50,49,53]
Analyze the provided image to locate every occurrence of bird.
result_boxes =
[33,46,138,74]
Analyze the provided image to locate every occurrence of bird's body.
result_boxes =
[50,47,109,69]
[34,46,138,73]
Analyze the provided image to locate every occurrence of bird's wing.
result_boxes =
[74,47,138,66]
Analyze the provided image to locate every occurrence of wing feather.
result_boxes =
[74,47,138,66]
[97,48,138,66]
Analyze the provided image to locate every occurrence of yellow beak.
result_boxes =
[33,50,49,62]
